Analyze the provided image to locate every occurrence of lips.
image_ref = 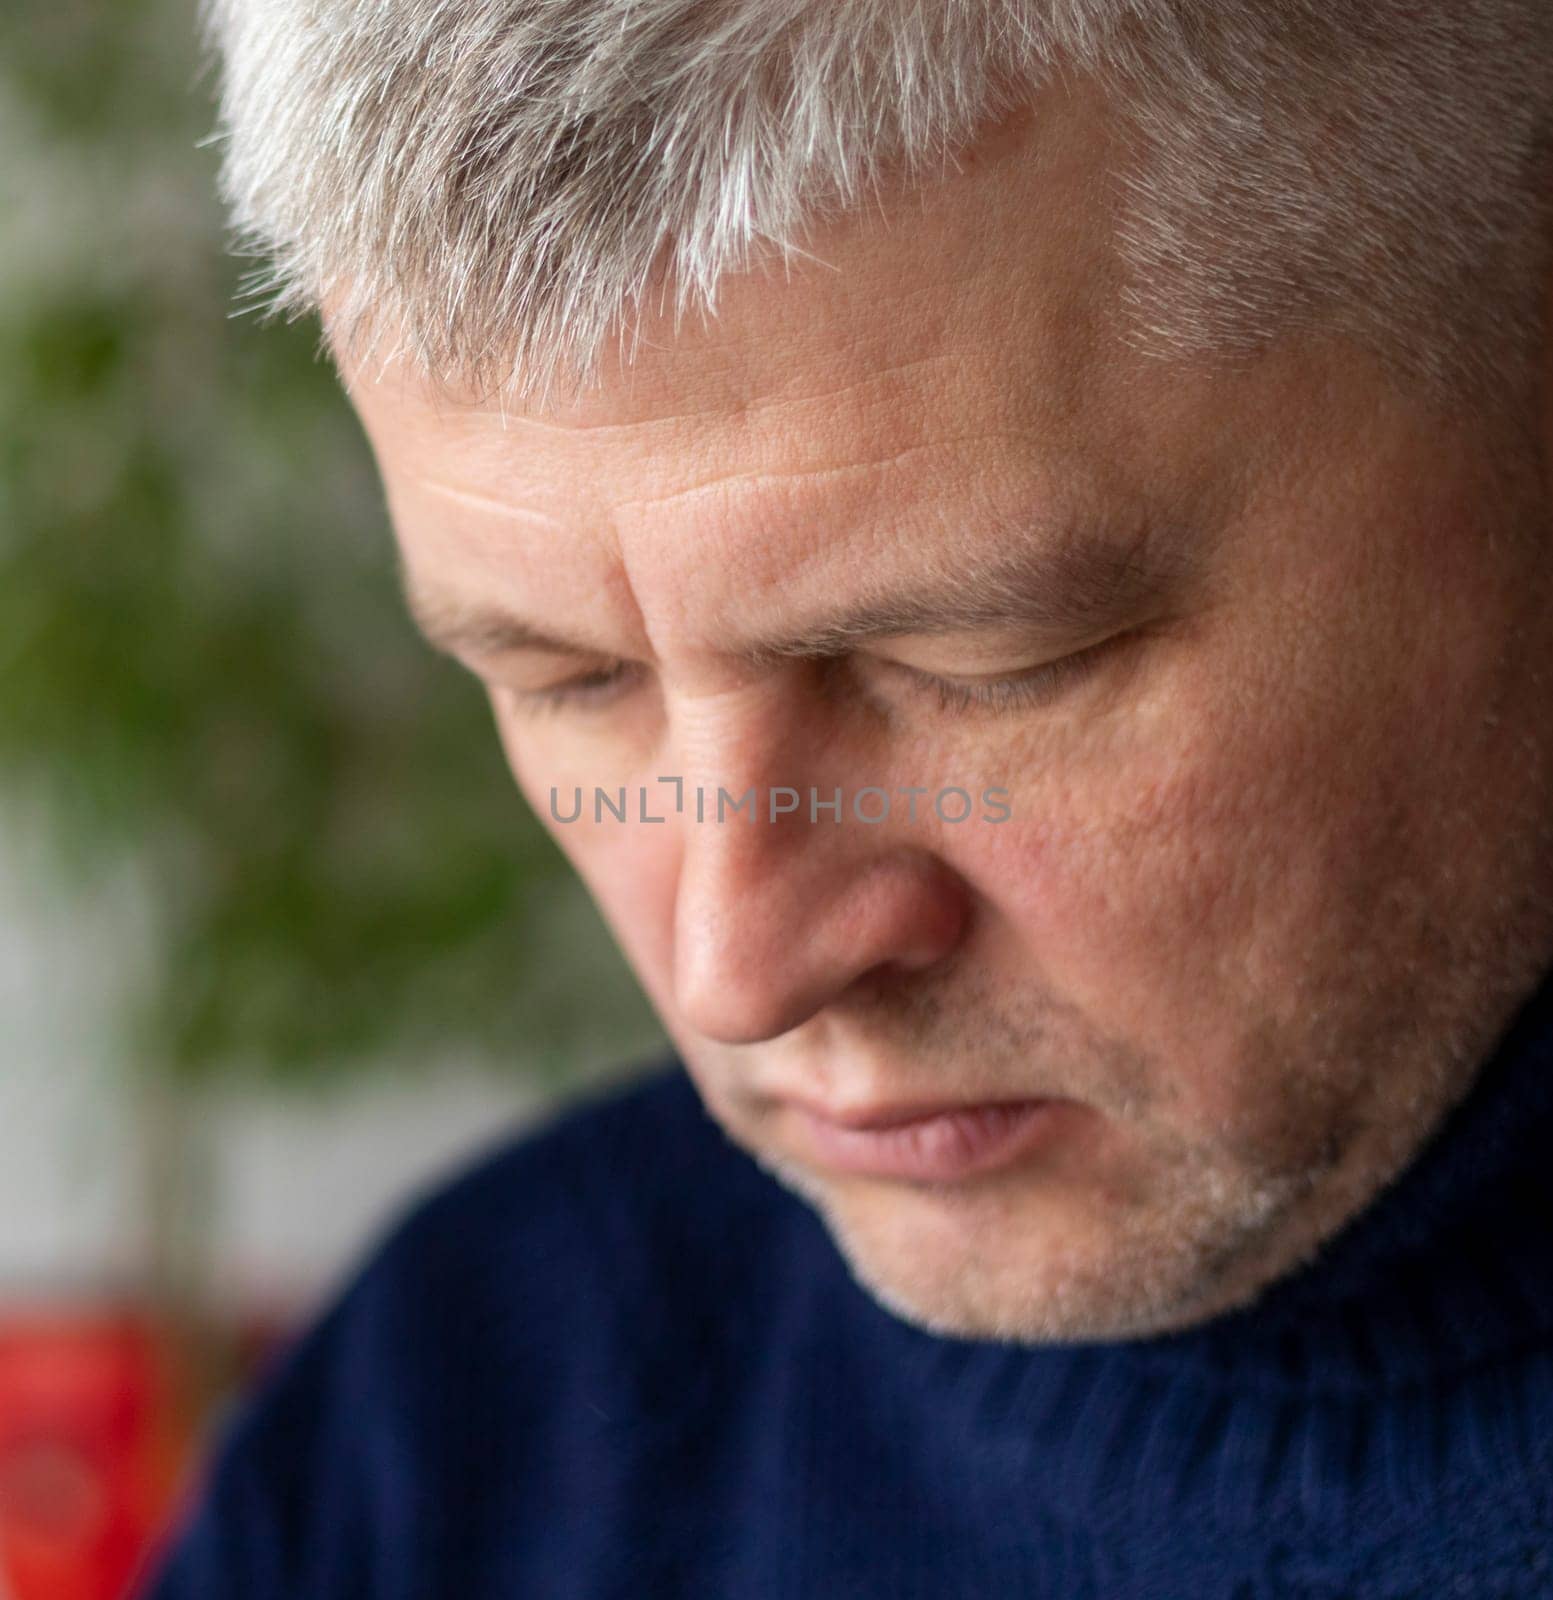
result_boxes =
[783,1094,1065,1183]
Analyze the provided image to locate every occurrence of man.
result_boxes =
[144,1,1553,1593]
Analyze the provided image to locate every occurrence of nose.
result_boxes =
[671,784,972,1046]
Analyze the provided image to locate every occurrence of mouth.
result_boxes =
[780,1093,1067,1183]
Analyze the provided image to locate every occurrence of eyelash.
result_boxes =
[514,661,643,715]
[883,641,1113,713]
[507,640,1115,717]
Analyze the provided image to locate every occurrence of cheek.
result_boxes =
[960,673,1411,1131]
[969,747,1274,1045]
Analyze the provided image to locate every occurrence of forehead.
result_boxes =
[339,84,1248,652]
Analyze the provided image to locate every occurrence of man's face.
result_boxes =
[341,82,1553,1342]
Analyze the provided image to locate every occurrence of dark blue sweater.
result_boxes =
[140,967,1553,1598]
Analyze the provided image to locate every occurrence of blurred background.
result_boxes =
[0,0,669,1593]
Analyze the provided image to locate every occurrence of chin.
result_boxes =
[824,1207,1218,1345]
[751,1147,1315,1346]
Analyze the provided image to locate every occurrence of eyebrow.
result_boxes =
[403,558,607,660]
[742,520,1199,664]
[401,518,1200,666]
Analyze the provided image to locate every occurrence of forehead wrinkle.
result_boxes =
[611,429,1044,520]
[415,476,570,527]
[451,329,1006,457]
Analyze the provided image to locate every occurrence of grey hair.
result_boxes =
[199,0,1553,414]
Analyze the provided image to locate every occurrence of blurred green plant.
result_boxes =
[0,0,667,1090]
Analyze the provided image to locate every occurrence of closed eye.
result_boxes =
[498,634,1122,718]
[502,659,643,714]
[866,634,1123,714]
